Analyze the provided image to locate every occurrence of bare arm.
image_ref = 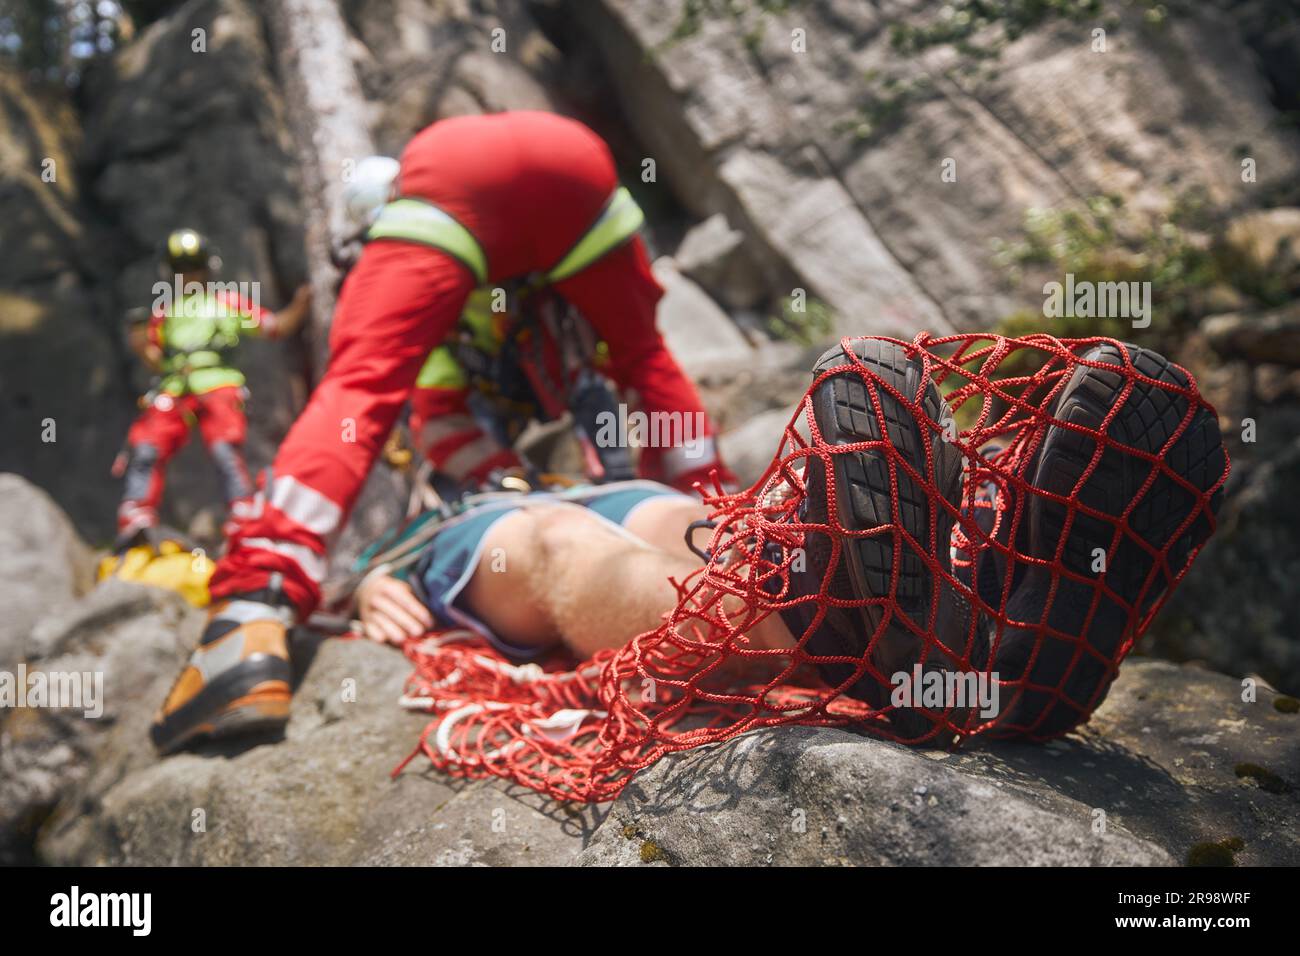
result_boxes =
[271,283,312,337]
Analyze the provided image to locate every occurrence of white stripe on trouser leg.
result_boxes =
[228,497,260,522]
[267,476,343,537]
[439,433,504,481]
[660,437,718,481]
[117,502,157,526]
[417,414,479,452]
[241,537,329,584]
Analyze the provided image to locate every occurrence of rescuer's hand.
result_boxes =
[142,344,164,373]
[277,283,313,336]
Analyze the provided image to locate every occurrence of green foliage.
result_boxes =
[1186,837,1242,867]
[990,192,1286,346]
[888,0,1175,58]
[769,294,834,346]
[833,73,935,144]
[664,0,804,48]
[1234,763,1292,794]
[891,0,1101,55]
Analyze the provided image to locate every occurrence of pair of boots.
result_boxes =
[778,339,1226,742]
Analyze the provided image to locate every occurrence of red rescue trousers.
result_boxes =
[117,385,254,536]
[211,111,724,618]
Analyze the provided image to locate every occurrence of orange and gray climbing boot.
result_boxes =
[151,590,295,754]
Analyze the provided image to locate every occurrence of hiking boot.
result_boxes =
[777,339,986,739]
[990,342,1227,738]
[151,595,295,754]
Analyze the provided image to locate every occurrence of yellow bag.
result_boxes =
[97,540,214,608]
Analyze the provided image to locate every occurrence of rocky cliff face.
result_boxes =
[2,0,1299,865]
[0,68,130,541]
[344,0,564,153]
[556,0,1300,332]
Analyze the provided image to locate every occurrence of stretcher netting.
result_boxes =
[394,333,1228,802]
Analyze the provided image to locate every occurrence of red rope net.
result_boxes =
[393,333,1229,802]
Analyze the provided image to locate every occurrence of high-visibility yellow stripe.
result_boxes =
[415,345,468,390]
[546,187,645,283]
[161,367,246,395]
[164,349,224,371]
[367,199,488,284]
[396,186,644,395]
[459,287,499,349]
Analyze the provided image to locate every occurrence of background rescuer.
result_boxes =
[116,228,310,549]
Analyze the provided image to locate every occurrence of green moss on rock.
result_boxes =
[639,839,669,864]
[1186,838,1242,867]
[1234,763,1292,794]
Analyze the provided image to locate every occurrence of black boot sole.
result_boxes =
[802,339,973,736]
[150,654,292,755]
[994,342,1226,737]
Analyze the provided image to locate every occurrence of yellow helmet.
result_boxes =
[164,228,215,272]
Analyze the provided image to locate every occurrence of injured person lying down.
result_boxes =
[349,335,1229,755]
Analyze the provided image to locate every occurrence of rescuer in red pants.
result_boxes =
[152,111,729,753]
[119,385,252,535]
[117,228,310,549]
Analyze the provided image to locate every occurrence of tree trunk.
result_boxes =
[264,0,407,584]
[264,0,373,373]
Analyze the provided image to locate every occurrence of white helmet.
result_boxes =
[343,155,400,228]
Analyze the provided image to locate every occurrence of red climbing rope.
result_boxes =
[394,332,1230,803]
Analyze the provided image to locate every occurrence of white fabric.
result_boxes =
[268,475,343,536]
[242,537,329,583]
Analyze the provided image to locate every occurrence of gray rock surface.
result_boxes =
[718,407,804,490]
[0,474,96,672]
[1203,300,1300,368]
[676,212,778,311]
[2,506,1291,866]
[3,569,600,866]
[0,579,198,864]
[579,727,1171,867]
[0,70,132,544]
[653,257,757,380]
[567,1,1300,332]
[581,661,1299,867]
[344,0,562,155]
